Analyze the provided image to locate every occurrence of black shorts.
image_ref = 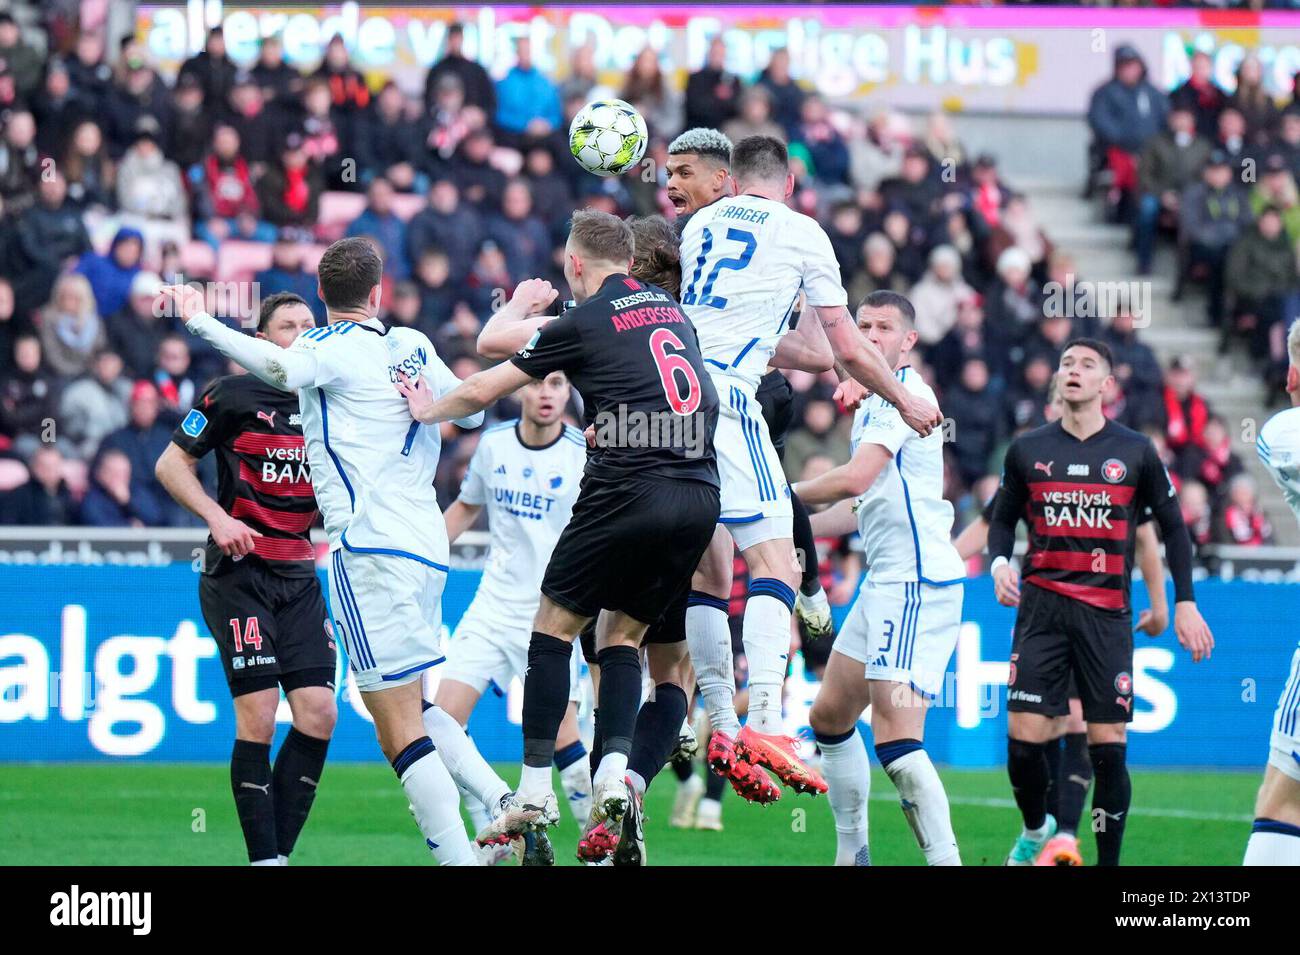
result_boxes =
[643,587,687,645]
[542,475,720,625]
[755,370,794,459]
[1007,582,1134,724]
[199,559,336,697]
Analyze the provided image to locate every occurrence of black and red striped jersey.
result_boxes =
[992,419,1177,612]
[171,374,317,577]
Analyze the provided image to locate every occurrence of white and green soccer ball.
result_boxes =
[569,99,647,177]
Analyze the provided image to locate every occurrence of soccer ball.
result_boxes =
[569,99,647,177]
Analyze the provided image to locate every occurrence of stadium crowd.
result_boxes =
[0,15,1295,564]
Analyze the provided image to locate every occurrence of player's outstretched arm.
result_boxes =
[161,285,320,392]
[476,278,560,359]
[814,304,941,436]
[397,361,532,424]
[793,443,890,507]
[155,443,261,557]
[1133,521,1169,637]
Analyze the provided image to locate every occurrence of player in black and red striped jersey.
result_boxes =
[155,291,336,866]
[987,338,1215,866]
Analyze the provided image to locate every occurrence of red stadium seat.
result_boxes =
[391,192,428,222]
[301,244,329,273]
[180,241,217,278]
[0,458,29,492]
[217,240,273,283]
[318,191,368,229]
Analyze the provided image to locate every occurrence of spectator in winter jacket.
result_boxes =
[411,248,459,332]
[406,179,485,279]
[12,173,91,318]
[424,22,496,118]
[1087,45,1167,209]
[31,59,93,159]
[38,272,105,378]
[346,177,411,280]
[99,380,176,525]
[1135,104,1211,273]
[1163,357,1211,455]
[254,240,325,323]
[1215,473,1272,546]
[1169,50,1226,142]
[73,226,143,319]
[0,13,42,103]
[191,123,276,248]
[60,120,114,211]
[105,271,168,379]
[355,82,423,190]
[258,134,324,234]
[486,179,553,283]
[1,334,59,456]
[1180,151,1253,326]
[250,34,303,108]
[449,127,507,212]
[165,73,210,171]
[177,26,237,108]
[1225,207,1300,361]
[1179,414,1244,497]
[910,245,974,345]
[723,86,786,147]
[946,357,1002,488]
[793,95,851,188]
[0,444,75,526]
[494,37,561,143]
[79,447,163,527]
[0,109,40,216]
[58,348,131,460]
[1250,153,1300,245]
[1100,303,1164,429]
[219,74,277,167]
[756,48,806,137]
[1228,54,1279,145]
[105,38,172,158]
[115,119,189,252]
[685,36,740,133]
[1180,479,1213,547]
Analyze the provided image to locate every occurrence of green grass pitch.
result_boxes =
[0,762,1259,866]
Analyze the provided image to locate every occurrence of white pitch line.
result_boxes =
[870,791,1254,824]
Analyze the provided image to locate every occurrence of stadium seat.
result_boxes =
[301,244,329,274]
[391,193,428,222]
[0,458,29,492]
[217,241,274,283]
[318,191,368,229]
[180,241,217,278]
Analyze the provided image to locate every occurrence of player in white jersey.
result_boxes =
[676,136,942,798]
[1244,317,1300,866]
[162,238,549,865]
[433,371,593,845]
[795,291,963,866]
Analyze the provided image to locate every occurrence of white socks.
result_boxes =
[686,602,740,736]
[593,751,629,790]
[421,704,511,810]
[881,747,961,866]
[395,741,477,866]
[742,586,795,735]
[1244,823,1300,865]
[818,729,871,865]
[559,757,593,823]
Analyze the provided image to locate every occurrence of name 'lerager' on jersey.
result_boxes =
[678,194,847,388]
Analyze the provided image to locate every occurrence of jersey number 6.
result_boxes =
[649,328,702,416]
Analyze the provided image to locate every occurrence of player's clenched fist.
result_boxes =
[158,283,206,323]
[511,278,559,316]
[833,377,870,412]
[209,512,262,558]
[993,562,1021,607]
[899,392,943,438]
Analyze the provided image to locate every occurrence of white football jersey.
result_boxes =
[290,319,482,568]
[1257,406,1300,526]
[456,420,587,626]
[679,194,847,389]
[850,366,964,586]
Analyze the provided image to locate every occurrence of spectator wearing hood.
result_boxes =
[38,272,105,378]
[105,271,167,378]
[1135,104,1211,273]
[74,225,143,319]
[1169,50,1227,142]
[1087,45,1167,214]
[58,348,131,460]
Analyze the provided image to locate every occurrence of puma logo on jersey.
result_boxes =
[1034,460,1053,477]
[256,410,277,427]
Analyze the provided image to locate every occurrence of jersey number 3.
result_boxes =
[649,328,702,416]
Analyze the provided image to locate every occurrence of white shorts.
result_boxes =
[833,580,963,699]
[714,376,793,530]
[441,603,583,703]
[1268,645,1300,782]
[328,547,445,692]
